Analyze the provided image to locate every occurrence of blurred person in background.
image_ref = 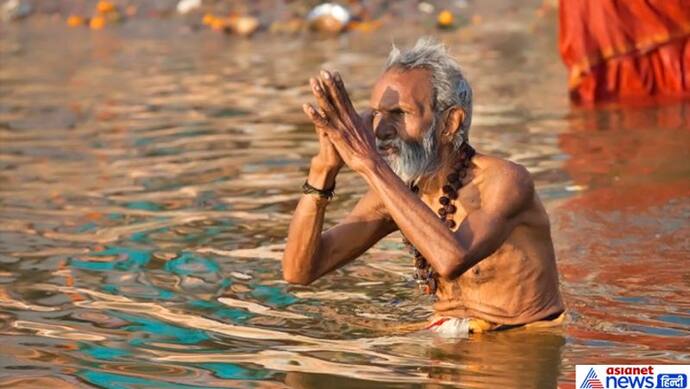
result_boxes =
[559,0,690,103]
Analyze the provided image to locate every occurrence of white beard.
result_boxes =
[376,118,439,186]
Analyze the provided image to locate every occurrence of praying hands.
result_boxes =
[302,70,380,176]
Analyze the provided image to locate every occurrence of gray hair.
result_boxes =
[384,37,473,148]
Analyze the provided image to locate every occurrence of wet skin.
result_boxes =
[283,67,564,325]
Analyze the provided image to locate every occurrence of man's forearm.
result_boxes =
[361,160,468,279]
[282,161,338,284]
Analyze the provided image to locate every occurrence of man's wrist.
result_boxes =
[308,158,339,190]
[359,155,388,183]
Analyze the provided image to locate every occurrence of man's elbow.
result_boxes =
[435,254,469,281]
[436,265,461,281]
[282,269,314,286]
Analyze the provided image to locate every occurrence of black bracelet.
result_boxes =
[302,180,335,200]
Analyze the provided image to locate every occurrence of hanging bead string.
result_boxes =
[402,143,476,295]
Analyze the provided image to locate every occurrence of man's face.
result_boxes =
[369,68,439,184]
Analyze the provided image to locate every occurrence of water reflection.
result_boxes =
[427,330,565,388]
[1,8,688,389]
[559,101,690,210]
[284,330,565,388]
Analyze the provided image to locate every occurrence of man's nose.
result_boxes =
[374,119,396,141]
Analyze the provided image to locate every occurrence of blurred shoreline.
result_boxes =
[2,0,558,39]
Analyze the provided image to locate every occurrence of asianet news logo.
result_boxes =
[577,365,689,389]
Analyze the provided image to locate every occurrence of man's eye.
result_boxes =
[391,109,404,115]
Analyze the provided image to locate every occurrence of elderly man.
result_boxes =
[283,38,564,335]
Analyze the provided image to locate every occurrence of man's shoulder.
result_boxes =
[475,154,533,189]
[474,154,535,214]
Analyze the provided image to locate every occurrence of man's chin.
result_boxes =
[379,155,427,184]
[377,147,398,158]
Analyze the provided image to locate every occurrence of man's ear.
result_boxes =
[441,107,464,143]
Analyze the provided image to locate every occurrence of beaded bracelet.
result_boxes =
[302,180,335,200]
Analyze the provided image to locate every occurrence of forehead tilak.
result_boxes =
[370,68,433,111]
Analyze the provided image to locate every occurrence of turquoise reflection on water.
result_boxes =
[158,289,177,300]
[69,260,119,272]
[116,312,210,344]
[188,300,217,309]
[164,253,221,276]
[126,201,163,211]
[79,342,130,361]
[102,283,119,294]
[69,246,152,272]
[214,307,253,322]
[77,222,99,232]
[200,363,273,380]
[101,283,176,300]
[130,227,168,243]
[188,299,253,322]
[80,370,201,389]
[250,285,299,307]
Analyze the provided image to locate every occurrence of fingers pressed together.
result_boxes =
[303,69,358,131]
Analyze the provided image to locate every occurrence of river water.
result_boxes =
[1,10,689,389]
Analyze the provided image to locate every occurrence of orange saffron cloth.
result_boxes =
[559,0,690,103]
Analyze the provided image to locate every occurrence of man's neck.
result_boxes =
[417,144,462,194]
